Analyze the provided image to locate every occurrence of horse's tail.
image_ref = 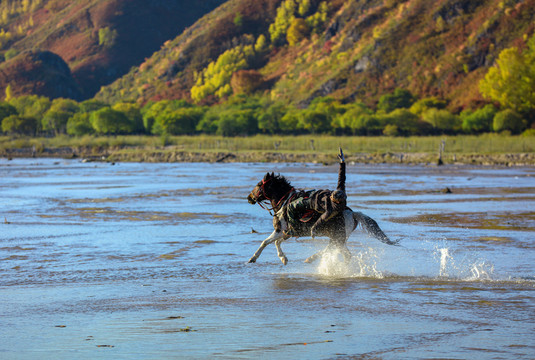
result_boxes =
[353,211,398,245]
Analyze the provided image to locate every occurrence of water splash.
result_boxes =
[313,243,497,281]
[433,245,495,281]
[316,247,384,278]
[437,248,452,277]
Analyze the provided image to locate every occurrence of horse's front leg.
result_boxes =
[275,238,290,265]
[248,229,284,263]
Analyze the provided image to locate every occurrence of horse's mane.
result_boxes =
[265,172,293,190]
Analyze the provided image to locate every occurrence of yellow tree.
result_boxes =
[479,35,535,115]
[286,18,309,46]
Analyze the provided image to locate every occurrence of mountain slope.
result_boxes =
[96,0,535,111]
[0,0,226,99]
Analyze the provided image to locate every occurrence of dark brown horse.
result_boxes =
[247,172,397,265]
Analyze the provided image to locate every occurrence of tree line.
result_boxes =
[1,89,533,138]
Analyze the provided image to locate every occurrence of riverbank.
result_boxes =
[2,144,535,166]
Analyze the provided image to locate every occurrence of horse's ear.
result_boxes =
[263,172,270,181]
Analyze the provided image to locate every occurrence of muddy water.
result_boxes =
[1,159,534,359]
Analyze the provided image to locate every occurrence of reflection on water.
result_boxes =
[1,159,534,359]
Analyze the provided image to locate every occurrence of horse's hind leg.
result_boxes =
[304,248,325,263]
[305,211,353,264]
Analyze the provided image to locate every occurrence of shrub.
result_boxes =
[230,69,264,95]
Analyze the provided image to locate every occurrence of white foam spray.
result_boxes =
[433,245,495,281]
[312,242,496,281]
[438,248,452,277]
[316,247,384,278]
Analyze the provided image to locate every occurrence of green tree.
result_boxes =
[298,109,330,133]
[421,108,460,134]
[349,114,381,135]
[9,95,50,121]
[90,107,132,135]
[42,98,80,135]
[66,113,94,136]
[142,100,195,134]
[269,0,297,45]
[98,27,118,48]
[279,107,301,133]
[409,97,447,116]
[112,102,144,133]
[383,124,399,136]
[258,101,286,134]
[1,114,37,135]
[216,109,258,136]
[80,99,108,113]
[492,109,526,134]
[384,108,425,135]
[152,107,205,135]
[196,106,220,134]
[0,101,17,121]
[377,88,416,113]
[479,34,535,117]
[461,104,497,134]
[336,103,372,133]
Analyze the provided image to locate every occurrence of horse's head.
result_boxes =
[247,172,275,205]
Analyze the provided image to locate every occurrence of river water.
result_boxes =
[1,158,534,359]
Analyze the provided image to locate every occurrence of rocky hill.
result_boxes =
[95,0,535,111]
[0,0,226,100]
[1,0,534,111]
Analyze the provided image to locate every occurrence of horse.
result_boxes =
[246,172,397,265]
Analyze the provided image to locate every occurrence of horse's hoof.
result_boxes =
[280,256,288,266]
[248,257,257,263]
[304,256,317,264]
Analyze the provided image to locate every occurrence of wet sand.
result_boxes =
[1,159,534,359]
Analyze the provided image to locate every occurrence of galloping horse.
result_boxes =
[247,172,397,265]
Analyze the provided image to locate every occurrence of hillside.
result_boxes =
[95,0,535,111]
[0,0,226,99]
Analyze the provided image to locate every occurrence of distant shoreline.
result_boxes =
[2,145,535,166]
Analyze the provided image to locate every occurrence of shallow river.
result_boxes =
[1,158,534,359]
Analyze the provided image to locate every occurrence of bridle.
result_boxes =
[252,177,296,215]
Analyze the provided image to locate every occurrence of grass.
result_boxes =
[1,134,534,155]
